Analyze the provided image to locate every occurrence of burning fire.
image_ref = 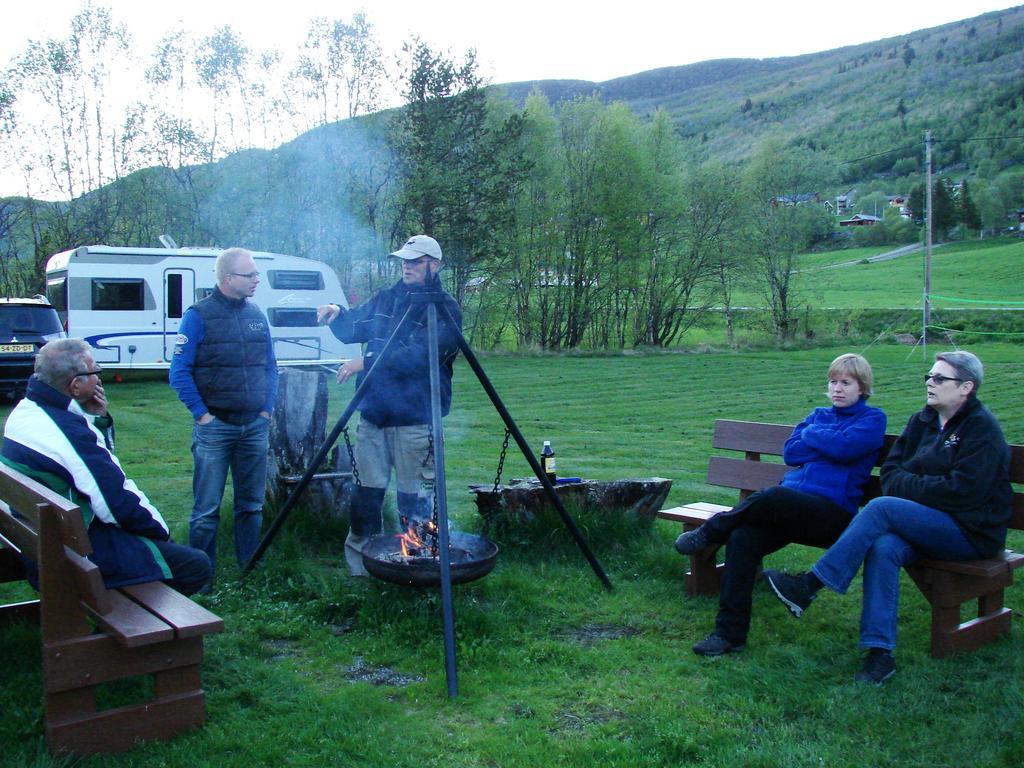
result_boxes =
[398,519,439,559]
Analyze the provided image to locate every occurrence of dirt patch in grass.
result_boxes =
[553,705,627,734]
[265,638,302,662]
[557,623,640,646]
[343,656,425,687]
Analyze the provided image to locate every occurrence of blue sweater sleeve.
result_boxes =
[168,309,208,420]
[800,407,887,462]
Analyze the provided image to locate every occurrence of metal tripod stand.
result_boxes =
[245,286,613,696]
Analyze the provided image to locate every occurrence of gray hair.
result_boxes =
[35,338,92,391]
[215,247,251,282]
[935,350,984,396]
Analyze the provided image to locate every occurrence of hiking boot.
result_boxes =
[692,632,745,657]
[344,532,370,578]
[855,649,896,684]
[675,526,711,555]
[763,569,816,618]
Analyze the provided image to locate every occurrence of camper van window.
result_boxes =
[166,273,184,318]
[46,278,68,313]
[268,270,324,291]
[268,308,318,327]
[92,278,145,311]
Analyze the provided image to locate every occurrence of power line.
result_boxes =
[840,134,1024,166]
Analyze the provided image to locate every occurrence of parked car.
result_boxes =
[0,296,66,399]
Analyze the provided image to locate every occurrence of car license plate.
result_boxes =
[0,344,34,353]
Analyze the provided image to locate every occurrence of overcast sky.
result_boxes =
[4,0,1016,85]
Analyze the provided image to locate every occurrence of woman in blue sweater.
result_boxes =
[678,353,887,657]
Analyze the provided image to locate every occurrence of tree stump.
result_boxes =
[266,368,353,520]
[467,477,672,531]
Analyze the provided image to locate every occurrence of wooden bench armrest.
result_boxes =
[82,588,177,647]
[657,503,730,526]
[120,582,224,637]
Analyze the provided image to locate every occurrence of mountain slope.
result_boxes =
[492,6,1024,178]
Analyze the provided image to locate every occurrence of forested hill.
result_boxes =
[492,5,1024,180]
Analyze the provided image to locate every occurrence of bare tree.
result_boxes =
[291,14,385,130]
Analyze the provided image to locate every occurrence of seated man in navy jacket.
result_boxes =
[2,338,210,595]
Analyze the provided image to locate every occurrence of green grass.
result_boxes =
[740,237,1024,311]
[1,344,1023,767]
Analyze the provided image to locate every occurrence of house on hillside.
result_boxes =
[838,213,882,227]
[770,192,821,207]
[888,194,911,218]
[836,190,856,214]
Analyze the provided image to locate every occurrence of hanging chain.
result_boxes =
[342,426,361,488]
[424,432,439,557]
[492,428,512,493]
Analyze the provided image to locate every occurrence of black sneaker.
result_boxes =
[855,649,896,684]
[692,632,746,657]
[763,569,815,618]
[675,526,711,555]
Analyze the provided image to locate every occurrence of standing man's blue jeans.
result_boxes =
[189,415,269,577]
[811,496,979,650]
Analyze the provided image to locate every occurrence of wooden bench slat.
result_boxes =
[706,456,791,493]
[119,582,224,638]
[0,506,39,560]
[915,550,1024,578]
[657,504,728,526]
[84,589,177,647]
[712,420,793,454]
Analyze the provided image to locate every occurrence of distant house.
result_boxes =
[888,194,912,218]
[1017,208,1024,230]
[836,190,856,214]
[838,213,882,227]
[770,192,821,207]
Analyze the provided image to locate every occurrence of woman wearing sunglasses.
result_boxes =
[764,350,1013,684]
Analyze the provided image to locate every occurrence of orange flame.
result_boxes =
[398,519,438,558]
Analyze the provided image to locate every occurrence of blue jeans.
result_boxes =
[811,496,979,650]
[153,539,212,596]
[189,415,269,575]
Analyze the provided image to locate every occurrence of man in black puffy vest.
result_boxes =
[170,247,278,585]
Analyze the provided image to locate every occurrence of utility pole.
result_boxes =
[923,129,933,356]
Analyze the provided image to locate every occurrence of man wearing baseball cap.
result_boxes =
[317,234,462,576]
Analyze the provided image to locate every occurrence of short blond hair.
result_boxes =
[828,353,874,399]
[215,247,251,282]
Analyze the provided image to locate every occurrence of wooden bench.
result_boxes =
[0,463,224,754]
[660,419,1024,658]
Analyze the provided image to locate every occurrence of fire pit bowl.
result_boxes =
[362,531,499,587]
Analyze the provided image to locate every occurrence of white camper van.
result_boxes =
[45,245,358,369]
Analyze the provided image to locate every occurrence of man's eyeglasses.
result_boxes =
[74,369,102,379]
[230,271,260,280]
[924,373,963,385]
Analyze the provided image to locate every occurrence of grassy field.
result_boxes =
[1,343,1023,767]
[733,237,1024,311]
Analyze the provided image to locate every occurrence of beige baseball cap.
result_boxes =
[390,234,442,261]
